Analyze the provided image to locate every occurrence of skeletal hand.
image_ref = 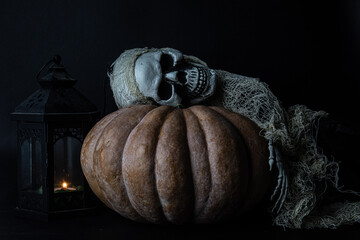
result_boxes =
[268,139,288,214]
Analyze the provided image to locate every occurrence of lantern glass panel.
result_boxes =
[20,137,43,195]
[53,136,84,211]
[54,136,83,191]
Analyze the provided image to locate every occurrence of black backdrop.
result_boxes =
[1,0,359,213]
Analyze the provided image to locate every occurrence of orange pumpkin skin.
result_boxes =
[81,105,271,224]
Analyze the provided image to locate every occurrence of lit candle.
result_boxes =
[62,181,68,189]
[54,181,77,192]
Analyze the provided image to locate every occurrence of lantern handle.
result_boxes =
[36,55,62,80]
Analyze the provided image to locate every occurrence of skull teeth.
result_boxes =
[185,67,207,97]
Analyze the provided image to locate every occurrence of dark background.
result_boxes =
[1,0,359,238]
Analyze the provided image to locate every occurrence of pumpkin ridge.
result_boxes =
[94,106,154,220]
[88,109,125,206]
[185,107,212,220]
[94,108,131,209]
[179,109,197,221]
[187,105,249,222]
[122,106,173,223]
[94,108,133,196]
[116,105,158,220]
[209,106,271,213]
[179,109,198,222]
[148,107,177,222]
[187,106,220,221]
[155,109,194,224]
[205,107,251,219]
[80,110,120,207]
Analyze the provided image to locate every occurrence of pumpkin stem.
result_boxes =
[176,104,184,109]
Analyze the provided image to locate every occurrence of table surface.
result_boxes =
[1,205,359,240]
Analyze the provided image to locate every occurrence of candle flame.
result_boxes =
[62,182,68,189]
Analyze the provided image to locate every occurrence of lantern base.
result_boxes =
[14,207,98,221]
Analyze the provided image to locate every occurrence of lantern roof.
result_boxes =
[37,55,76,87]
[11,55,100,122]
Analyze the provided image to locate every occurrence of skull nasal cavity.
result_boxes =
[160,54,174,72]
[178,72,187,84]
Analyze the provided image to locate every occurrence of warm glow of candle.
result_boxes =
[62,182,68,189]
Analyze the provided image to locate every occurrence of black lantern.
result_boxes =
[11,55,100,220]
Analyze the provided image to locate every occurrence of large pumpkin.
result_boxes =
[81,105,272,224]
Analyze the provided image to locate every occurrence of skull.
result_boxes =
[134,48,216,107]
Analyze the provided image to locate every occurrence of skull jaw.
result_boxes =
[185,69,217,105]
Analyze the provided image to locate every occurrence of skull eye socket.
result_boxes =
[158,81,172,100]
[160,53,174,72]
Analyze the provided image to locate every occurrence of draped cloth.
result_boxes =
[207,70,360,228]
